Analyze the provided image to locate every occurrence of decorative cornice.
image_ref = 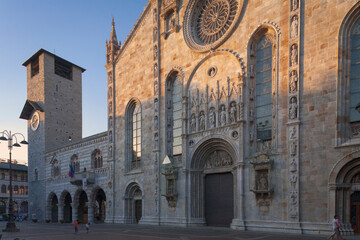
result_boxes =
[46,132,108,156]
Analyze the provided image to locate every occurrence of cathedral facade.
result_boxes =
[21,0,360,235]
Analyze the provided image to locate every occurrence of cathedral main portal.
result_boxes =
[205,172,233,227]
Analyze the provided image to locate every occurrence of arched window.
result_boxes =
[71,154,80,173]
[255,35,273,141]
[52,160,60,177]
[1,185,6,194]
[7,186,10,194]
[25,186,28,195]
[126,99,142,171]
[14,186,19,195]
[350,20,360,122]
[19,186,24,195]
[13,174,17,181]
[248,26,277,147]
[91,149,103,169]
[165,73,183,156]
[337,2,360,145]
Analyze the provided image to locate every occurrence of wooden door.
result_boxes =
[351,192,360,233]
[135,200,142,223]
[205,172,234,227]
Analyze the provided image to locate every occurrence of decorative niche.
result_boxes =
[161,155,178,208]
[249,152,273,211]
[161,0,180,39]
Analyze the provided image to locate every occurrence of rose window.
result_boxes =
[183,0,243,52]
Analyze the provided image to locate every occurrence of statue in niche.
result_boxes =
[209,108,216,128]
[289,70,298,93]
[199,112,205,131]
[291,15,298,39]
[191,95,197,108]
[289,174,297,190]
[290,158,297,172]
[209,88,216,102]
[289,126,296,139]
[229,102,237,123]
[154,98,159,112]
[249,88,254,100]
[108,146,112,157]
[154,80,159,96]
[154,116,158,131]
[153,27,158,41]
[257,173,268,190]
[154,133,159,148]
[289,97,298,120]
[290,141,297,156]
[190,114,196,132]
[108,86,112,99]
[250,64,255,77]
[219,105,226,126]
[108,102,112,113]
[153,8,157,23]
[200,93,206,105]
[292,0,298,11]
[290,44,298,67]
[153,45,158,60]
[154,63,158,78]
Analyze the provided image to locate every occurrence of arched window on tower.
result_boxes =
[126,99,142,171]
[165,73,183,156]
[350,20,360,123]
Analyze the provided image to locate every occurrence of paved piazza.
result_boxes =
[0,222,343,240]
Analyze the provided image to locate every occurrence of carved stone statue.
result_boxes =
[289,97,298,120]
[154,98,159,112]
[153,27,158,41]
[229,102,237,123]
[289,174,297,190]
[257,173,268,190]
[219,105,226,126]
[290,158,297,172]
[289,126,296,139]
[154,63,158,77]
[153,45,158,60]
[190,114,196,132]
[290,44,298,67]
[291,15,298,39]
[154,116,158,131]
[199,112,205,131]
[209,108,216,128]
[289,70,298,93]
[292,0,298,11]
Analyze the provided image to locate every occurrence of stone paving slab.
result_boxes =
[0,222,352,240]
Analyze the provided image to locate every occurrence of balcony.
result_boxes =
[70,171,95,186]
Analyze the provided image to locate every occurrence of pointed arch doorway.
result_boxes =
[190,138,236,227]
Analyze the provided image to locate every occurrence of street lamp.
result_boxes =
[0,130,28,232]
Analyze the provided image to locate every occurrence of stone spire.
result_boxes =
[109,17,119,46]
[106,17,120,65]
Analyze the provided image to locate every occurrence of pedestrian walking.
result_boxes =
[328,215,344,240]
[74,219,79,233]
[86,222,90,233]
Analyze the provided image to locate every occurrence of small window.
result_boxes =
[13,174,17,181]
[25,186,28,195]
[55,57,72,80]
[31,57,39,77]
[1,185,6,194]
[14,186,18,195]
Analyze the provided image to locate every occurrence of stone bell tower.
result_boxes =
[20,49,85,221]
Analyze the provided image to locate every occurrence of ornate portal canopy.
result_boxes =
[183,0,244,52]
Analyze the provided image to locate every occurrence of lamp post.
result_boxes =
[0,130,28,232]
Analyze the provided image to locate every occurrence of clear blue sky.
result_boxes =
[0,0,148,164]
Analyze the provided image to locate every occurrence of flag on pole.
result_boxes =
[68,164,74,178]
